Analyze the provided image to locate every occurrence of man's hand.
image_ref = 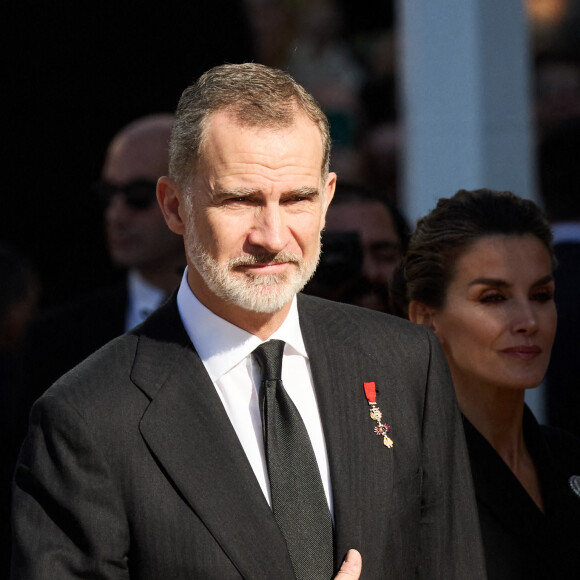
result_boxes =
[334,549,362,579]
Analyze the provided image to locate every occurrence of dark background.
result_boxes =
[1,1,257,307]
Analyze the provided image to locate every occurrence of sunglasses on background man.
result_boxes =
[91,179,158,210]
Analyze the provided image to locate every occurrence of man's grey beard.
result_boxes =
[186,235,321,314]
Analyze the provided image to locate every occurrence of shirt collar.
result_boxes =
[127,268,166,314]
[176,268,307,383]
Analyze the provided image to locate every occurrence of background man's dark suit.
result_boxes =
[12,294,486,579]
[546,242,580,437]
[537,116,580,437]
[14,283,127,444]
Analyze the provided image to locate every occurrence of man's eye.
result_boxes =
[284,195,308,203]
[223,196,250,204]
[371,243,401,263]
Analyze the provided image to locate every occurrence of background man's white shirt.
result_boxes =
[125,268,167,331]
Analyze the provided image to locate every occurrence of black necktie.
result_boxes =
[252,340,334,580]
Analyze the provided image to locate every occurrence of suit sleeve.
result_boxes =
[417,330,487,579]
[11,392,130,579]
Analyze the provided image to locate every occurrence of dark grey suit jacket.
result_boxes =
[11,294,486,579]
[18,282,128,410]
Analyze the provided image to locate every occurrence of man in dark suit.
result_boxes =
[11,63,486,579]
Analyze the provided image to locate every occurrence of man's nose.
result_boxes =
[105,194,131,224]
[247,205,288,253]
[361,253,380,282]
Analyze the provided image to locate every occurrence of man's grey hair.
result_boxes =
[169,62,331,188]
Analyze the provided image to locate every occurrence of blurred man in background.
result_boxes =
[305,183,409,312]
[17,113,185,436]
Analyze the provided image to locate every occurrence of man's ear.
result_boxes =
[157,176,185,235]
[408,300,437,331]
[319,172,337,230]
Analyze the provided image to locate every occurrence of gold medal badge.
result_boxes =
[363,382,393,448]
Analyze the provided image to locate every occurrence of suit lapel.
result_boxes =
[131,300,295,579]
[297,295,395,569]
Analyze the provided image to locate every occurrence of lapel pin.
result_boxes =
[363,381,393,448]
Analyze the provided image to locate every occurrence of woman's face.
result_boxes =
[430,234,556,393]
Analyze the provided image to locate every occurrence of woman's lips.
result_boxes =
[501,345,542,360]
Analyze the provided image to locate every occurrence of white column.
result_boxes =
[398,0,536,228]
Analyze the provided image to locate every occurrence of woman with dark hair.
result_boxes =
[394,188,580,579]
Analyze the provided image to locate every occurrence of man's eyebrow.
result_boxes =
[281,187,320,198]
[211,187,259,199]
[210,186,320,201]
[468,274,554,288]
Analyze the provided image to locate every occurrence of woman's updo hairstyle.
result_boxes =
[392,189,554,316]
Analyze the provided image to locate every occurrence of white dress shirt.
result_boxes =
[125,269,167,331]
[176,269,333,513]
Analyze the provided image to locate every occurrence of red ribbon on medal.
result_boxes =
[363,382,376,404]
